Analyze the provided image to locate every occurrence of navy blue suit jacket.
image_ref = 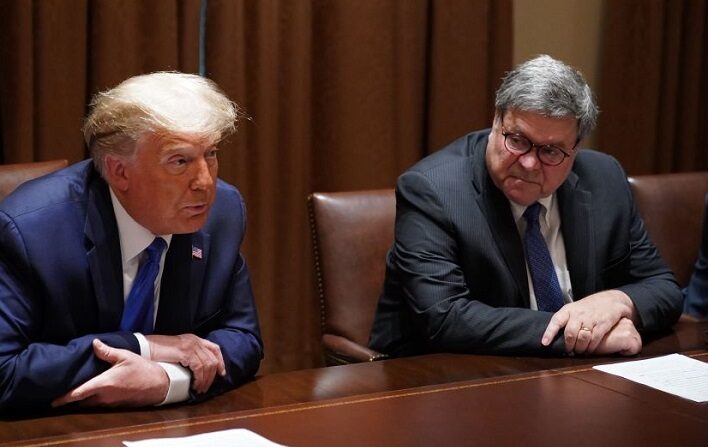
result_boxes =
[0,160,263,411]
[369,129,683,357]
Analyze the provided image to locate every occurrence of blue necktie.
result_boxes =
[524,203,564,312]
[120,237,167,334]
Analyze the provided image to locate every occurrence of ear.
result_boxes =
[103,155,130,192]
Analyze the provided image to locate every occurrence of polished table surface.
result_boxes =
[1,321,706,446]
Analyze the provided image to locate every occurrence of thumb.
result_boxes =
[91,338,122,365]
[541,309,569,346]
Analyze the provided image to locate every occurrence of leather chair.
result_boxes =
[308,189,395,365]
[308,173,708,364]
[628,171,708,287]
[0,159,69,201]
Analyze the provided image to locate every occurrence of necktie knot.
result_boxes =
[145,237,167,262]
[524,202,542,225]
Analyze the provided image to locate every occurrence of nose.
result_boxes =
[191,158,214,190]
[517,147,542,170]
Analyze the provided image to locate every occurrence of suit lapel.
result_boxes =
[155,231,210,334]
[85,177,124,332]
[558,170,595,299]
[471,137,529,306]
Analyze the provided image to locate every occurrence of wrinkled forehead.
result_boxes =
[138,131,220,150]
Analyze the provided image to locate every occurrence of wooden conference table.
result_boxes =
[1,321,706,446]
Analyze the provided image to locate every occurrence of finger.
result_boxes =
[204,340,226,376]
[51,391,76,407]
[195,346,219,392]
[573,327,592,354]
[620,341,642,356]
[217,352,226,377]
[585,333,601,354]
[542,308,569,346]
[92,339,124,365]
[563,317,585,353]
[51,376,102,407]
[184,344,212,393]
[586,323,608,353]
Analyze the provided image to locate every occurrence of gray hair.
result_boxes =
[494,55,598,141]
[83,71,241,174]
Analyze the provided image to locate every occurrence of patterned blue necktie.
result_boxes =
[524,203,564,312]
[120,237,167,334]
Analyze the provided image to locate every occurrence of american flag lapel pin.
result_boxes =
[191,245,203,259]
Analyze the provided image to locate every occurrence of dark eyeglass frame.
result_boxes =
[500,126,577,166]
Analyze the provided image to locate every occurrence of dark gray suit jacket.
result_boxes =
[369,129,682,357]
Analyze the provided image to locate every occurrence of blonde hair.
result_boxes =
[83,72,240,174]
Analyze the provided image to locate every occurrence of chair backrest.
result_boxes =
[308,174,707,364]
[0,160,69,201]
[308,189,395,364]
[628,171,708,287]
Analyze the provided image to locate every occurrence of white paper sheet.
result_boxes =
[123,428,288,447]
[593,353,708,402]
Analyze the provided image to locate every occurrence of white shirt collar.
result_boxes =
[109,188,172,265]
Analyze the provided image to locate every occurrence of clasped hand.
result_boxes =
[52,339,169,407]
[52,334,225,408]
[541,290,642,356]
[146,333,226,393]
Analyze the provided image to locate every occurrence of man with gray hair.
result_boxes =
[369,55,682,357]
[0,72,263,412]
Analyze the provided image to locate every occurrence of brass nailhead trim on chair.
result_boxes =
[306,195,328,336]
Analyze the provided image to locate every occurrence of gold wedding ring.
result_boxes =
[580,327,592,332]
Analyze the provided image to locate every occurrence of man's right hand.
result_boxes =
[592,317,642,356]
[52,339,169,407]
[146,334,226,393]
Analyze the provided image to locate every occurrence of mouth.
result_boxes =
[509,175,541,186]
[183,203,209,216]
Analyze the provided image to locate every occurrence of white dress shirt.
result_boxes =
[110,189,191,405]
[510,194,574,310]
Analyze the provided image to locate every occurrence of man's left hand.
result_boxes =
[541,289,637,354]
[146,334,225,394]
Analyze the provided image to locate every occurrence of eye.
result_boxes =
[165,154,190,171]
[205,148,219,165]
[540,146,560,156]
[507,134,529,150]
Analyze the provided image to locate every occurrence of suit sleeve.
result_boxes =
[387,171,566,355]
[0,212,140,413]
[190,192,263,402]
[606,159,683,333]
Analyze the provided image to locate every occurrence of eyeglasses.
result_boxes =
[500,126,576,166]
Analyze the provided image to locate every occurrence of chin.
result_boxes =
[156,219,206,235]
[505,189,538,207]
[175,223,206,234]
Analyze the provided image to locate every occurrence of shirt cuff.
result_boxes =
[156,362,191,405]
[134,332,151,358]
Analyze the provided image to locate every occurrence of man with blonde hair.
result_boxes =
[0,72,263,412]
